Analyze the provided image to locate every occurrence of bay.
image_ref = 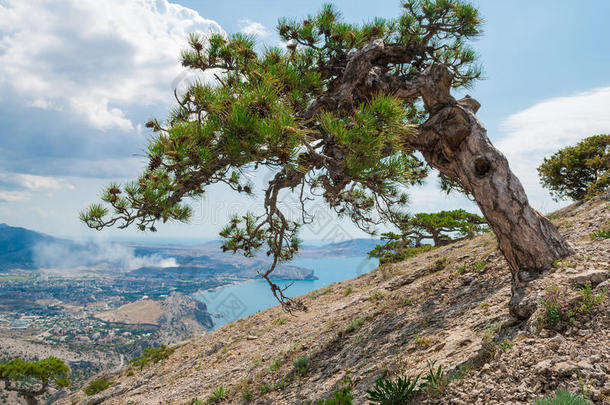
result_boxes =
[195,256,378,329]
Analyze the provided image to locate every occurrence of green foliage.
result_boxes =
[293,355,309,376]
[538,134,610,201]
[537,287,575,330]
[473,261,487,271]
[82,0,484,307]
[369,210,487,264]
[590,230,610,239]
[419,360,449,396]
[259,383,271,394]
[317,378,354,405]
[0,357,70,399]
[207,386,228,403]
[497,339,514,352]
[345,317,365,333]
[130,345,175,370]
[343,286,353,296]
[84,377,113,396]
[367,374,420,404]
[533,390,592,405]
[241,387,253,402]
[576,283,606,313]
[269,354,283,371]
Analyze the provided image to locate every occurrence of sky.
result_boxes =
[0,0,609,244]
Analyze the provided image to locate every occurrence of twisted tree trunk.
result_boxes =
[413,65,574,317]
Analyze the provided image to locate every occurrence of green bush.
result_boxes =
[533,390,592,405]
[590,230,610,239]
[294,355,309,376]
[317,384,354,404]
[84,377,113,396]
[576,283,607,313]
[207,386,227,403]
[130,345,175,370]
[367,374,420,404]
[345,317,365,333]
[537,287,575,329]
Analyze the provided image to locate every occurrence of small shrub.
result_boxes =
[576,283,607,312]
[318,378,354,405]
[345,317,365,333]
[533,389,592,405]
[126,370,134,376]
[130,345,175,370]
[259,383,271,394]
[188,399,204,405]
[456,264,468,275]
[366,374,420,404]
[293,355,309,376]
[273,317,287,325]
[369,291,384,302]
[473,261,487,271]
[433,257,448,272]
[207,386,227,403]
[84,377,113,396]
[241,387,253,402]
[269,354,283,371]
[590,230,610,239]
[343,286,353,296]
[414,334,431,350]
[537,287,575,330]
[497,339,513,352]
[420,361,448,396]
[274,378,287,391]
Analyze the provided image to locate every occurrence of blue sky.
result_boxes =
[0,0,609,243]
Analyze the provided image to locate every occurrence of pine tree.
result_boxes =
[0,357,70,405]
[81,0,573,317]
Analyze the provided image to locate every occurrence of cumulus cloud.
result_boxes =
[0,0,223,178]
[239,19,270,37]
[496,86,610,211]
[0,172,74,202]
[0,0,222,131]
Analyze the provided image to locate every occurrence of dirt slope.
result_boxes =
[62,195,610,405]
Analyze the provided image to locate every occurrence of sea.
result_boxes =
[195,256,378,329]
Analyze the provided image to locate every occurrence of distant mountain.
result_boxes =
[0,223,64,270]
[299,238,381,258]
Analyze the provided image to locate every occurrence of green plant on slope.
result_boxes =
[367,374,420,404]
[533,390,592,405]
[207,386,227,403]
[84,377,113,396]
[316,377,354,405]
[537,287,575,330]
[419,360,449,396]
[130,345,175,371]
[576,282,607,313]
[294,355,309,376]
[590,230,610,239]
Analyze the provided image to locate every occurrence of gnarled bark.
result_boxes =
[412,65,574,317]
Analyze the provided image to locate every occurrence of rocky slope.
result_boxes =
[61,195,610,405]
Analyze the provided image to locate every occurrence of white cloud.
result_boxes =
[239,19,270,37]
[16,174,74,191]
[0,0,222,131]
[0,190,31,202]
[496,86,610,212]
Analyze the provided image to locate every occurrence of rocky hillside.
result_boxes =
[62,195,610,405]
